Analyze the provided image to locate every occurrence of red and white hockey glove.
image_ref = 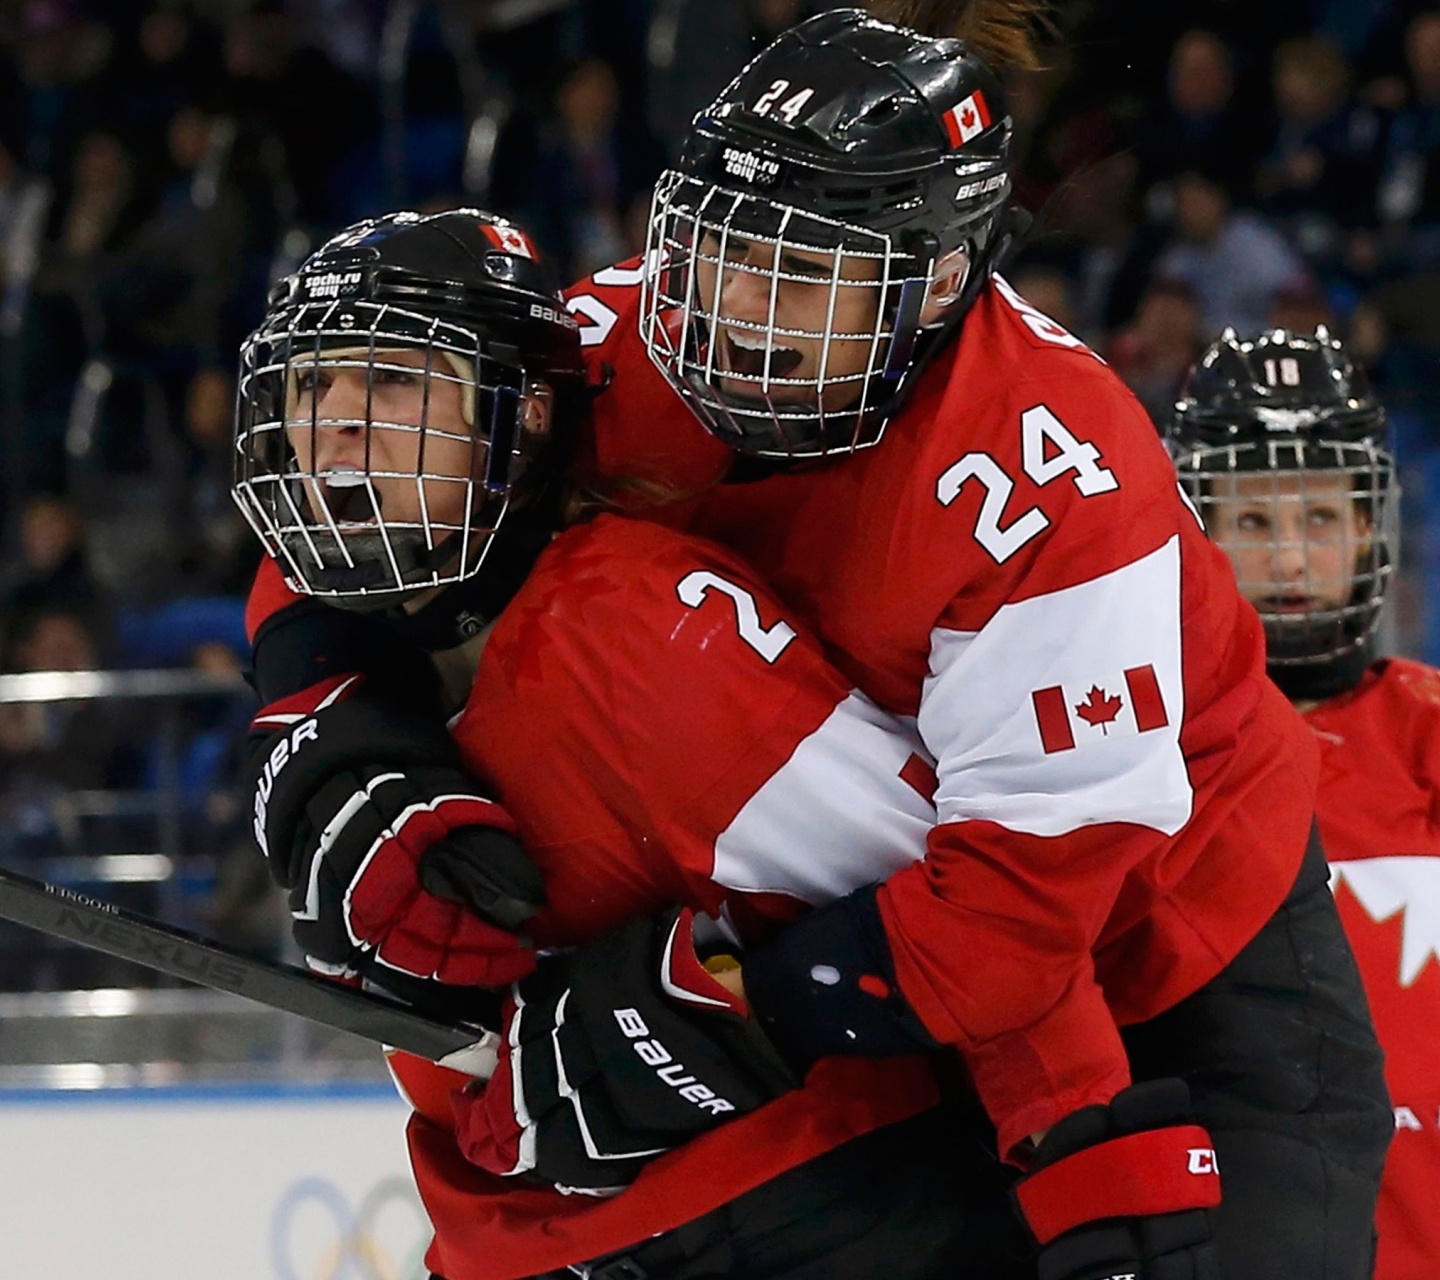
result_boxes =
[452,907,797,1195]
[246,672,545,1010]
[1015,1079,1222,1280]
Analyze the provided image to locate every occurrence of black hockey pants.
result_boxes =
[484,829,1391,1280]
[1122,826,1392,1280]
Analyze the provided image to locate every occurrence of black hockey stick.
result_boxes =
[0,865,498,1072]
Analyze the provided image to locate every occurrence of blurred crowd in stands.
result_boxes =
[3,0,1440,984]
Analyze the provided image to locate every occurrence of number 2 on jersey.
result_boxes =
[676,572,797,663]
[937,405,1119,563]
[564,260,651,347]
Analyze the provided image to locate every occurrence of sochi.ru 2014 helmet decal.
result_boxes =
[232,210,582,610]
[641,9,1019,460]
[1167,326,1396,669]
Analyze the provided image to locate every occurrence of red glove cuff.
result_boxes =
[1016,1125,1222,1246]
[246,553,303,642]
[386,1048,477,1129]
[660,909,748,1018]
[251,672,365,732]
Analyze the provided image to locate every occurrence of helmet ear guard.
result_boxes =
[921,246,972,314]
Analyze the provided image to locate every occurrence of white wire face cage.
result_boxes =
[1175,438,1397,666]
[233,300,529,606]
[640,169,940,459]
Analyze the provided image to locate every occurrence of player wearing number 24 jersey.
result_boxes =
[551,16,1389,1275]
[574,258,1322,1159]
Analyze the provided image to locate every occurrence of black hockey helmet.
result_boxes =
[1167,327,1395,673]
[641,9,1020,459]
[233,209,583,610]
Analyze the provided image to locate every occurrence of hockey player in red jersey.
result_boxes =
[1168,326,1439,1280]
[477,8,1392,1279]
[236,208,1035,1280]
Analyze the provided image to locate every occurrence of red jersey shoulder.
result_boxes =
[484,513,842,708]
[987,274,1111,365]
[1310,658,1440,763]
[246,554,303,642]
[563,257,648,356]
[1381,656,1440,712]
[864,280,1189,614]
[564,258,731,490]
[1305,658,1440,867]
[941,277,1175,490]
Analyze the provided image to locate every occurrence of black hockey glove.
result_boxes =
[246,670,545,1005]
[1014,1079,1222,1280]
[452,906,799,1194]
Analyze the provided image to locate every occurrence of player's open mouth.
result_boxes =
[721,328,803,380]
[319,467,379,525]
[1260,593,1320,613]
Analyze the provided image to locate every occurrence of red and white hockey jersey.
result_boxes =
[1305,658,1440,1280]
[397,513,946,1280]
[567,264,1321,1159]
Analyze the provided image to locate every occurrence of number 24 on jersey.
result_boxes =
[938,405,1118,563]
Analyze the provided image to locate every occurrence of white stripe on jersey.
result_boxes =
[919,535,1192,839]
[712,690,934,904]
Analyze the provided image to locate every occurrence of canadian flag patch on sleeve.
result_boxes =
[943,92,993,147]
[1031,665,1171,754]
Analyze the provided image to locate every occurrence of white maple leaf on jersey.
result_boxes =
[1330,857,1440,987]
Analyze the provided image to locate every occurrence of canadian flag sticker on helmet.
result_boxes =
[944,91,992,148]
[482,223,536,259]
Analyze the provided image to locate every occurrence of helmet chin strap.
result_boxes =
[964,205,1029,307]
[910,205,1028,348]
